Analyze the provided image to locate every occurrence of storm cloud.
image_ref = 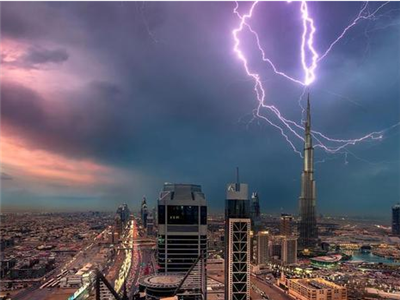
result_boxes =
[1,2,399,217]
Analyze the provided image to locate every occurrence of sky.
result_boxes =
[1,1,400,218]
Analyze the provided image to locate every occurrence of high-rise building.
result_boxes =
[269,236,283,261]
[250,192,261,233]
[147,213,154,236]
[298,95,318,250]
[392,203,400,236]
[116,203,130,224]
[114,214,122,239]
[157,183,207,275]
[115,203,130,239]
[141,197,149,228]
[281,237,297,265]
[256,231,269,266]
[280,214,293,237]
[225,168,251,300]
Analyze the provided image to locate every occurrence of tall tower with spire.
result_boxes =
[298,94,318,250]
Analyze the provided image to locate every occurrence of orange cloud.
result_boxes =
[1,135,115,186]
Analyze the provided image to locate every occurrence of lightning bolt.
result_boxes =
[317,1,391,62]
[232,1,400,159]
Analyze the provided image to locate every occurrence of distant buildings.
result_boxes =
[225,169,251,300]
[116,203,130,225]
[141,197,148,228]
[298,95,318,250]
[114,203,131,241]
[280,214,293,237]
[279,275,347,300]
[114,214,123,238]
[146,213,154,236]
[392,203,400,236]
[266,235,297,266]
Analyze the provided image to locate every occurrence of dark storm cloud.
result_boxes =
[10,46,69,69]
[1,80,130,161]
[1,2,399,215]
[1,172,13,181]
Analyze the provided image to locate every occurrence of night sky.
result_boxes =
[1,2,399,217]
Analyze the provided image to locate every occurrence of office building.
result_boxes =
[269,236,283,260]
[392,203,400,236]
[225,169,251,300]
[298,95,318,250]
[256,231,269,266]
[156,183,207,300]
[147,213,154,236]
[281,237,297,265]
[116,203,130,225]
[280,214,293,237]
[115,214,123,238]
[250,192,261,233]
[141,197,149,228]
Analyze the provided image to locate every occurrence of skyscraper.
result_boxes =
[298,95,318,250]
[141,197,148,228]
[269,236,283,261]
[281,237,297,265]
[146,213,154,236]
[392,203,400,236]
[225,168,251,300]
[250,192,261,233]
[280,213,293,237]
[256,231,269,266]
[157,183,207,274]
[116,203,130,224]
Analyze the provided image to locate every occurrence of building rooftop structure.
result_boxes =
[282,276,347,300]
[140,274,183,289]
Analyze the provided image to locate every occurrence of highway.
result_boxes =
[251,275,291,300]
[12,229,107,300]
[128,219,155,298]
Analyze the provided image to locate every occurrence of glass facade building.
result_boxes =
[157,184,207,275]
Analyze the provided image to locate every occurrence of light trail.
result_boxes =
[232,1,400,158]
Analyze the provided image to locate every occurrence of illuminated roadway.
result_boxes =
[127,219,155,298]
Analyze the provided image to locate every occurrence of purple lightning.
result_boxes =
[300,1,318,85]
[232,1,400,159]
[318,1,391,62]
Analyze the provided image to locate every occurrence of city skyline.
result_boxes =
[1,2,400,216]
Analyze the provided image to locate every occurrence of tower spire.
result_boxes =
[235,167,240,191]
[306,93,311,131]
[299,93,318,250]
[304,93,313,161]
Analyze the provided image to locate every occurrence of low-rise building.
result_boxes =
[281,275,347,300]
